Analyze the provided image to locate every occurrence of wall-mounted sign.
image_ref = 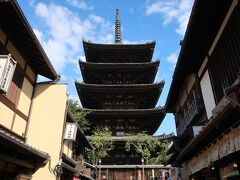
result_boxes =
[64,123,78,141]
[0,54,17,93]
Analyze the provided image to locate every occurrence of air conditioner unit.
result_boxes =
[64,123,78,141]
[0,54,17,93]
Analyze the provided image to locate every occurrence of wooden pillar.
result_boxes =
[137,169,142,180]
[106,168,109,180]
[152,169,155,179]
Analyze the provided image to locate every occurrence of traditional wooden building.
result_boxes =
[0,0,56,179]
[166,0,240,179]
[0,1,95,180]
[75,9,169,179]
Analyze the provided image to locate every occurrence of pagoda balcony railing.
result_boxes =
[177,96,204,136]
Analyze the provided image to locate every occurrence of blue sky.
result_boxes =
[18,0,194,135]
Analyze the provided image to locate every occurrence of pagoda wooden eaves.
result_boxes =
[83,107,165,135]
[82,107,165,115]
[79,59,160,68]
[75,81,164,109]
[79,60,160,84]
[75,81,164,90]
[83,40,156,63]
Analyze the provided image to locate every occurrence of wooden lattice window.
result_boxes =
[209,5,240,103]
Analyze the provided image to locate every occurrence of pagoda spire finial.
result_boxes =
[115,9,122,44]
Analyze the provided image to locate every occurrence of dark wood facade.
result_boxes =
[166,0,240,179]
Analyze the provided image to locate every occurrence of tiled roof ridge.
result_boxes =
[79,59,160,65]
[82,39,156,46]
[81,107,165,112]
[75,81,165,87]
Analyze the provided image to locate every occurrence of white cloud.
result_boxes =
[145,0,194,36]
[167,52,178,64]
[89,14,104,24]
[34,2,114,73]
[67,0,93,10]
[80,56,86,62]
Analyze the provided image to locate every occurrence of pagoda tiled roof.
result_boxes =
[84,108,165,134]
[76,81,163,109]
[83,39,155,49]
[82,107,165,114]
[79,60,160,84]
[83,40,156,63]
[79,59,160,68]
[75,81,164,90]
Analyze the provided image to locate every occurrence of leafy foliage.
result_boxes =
[125,132,170,165]
[86,126,114,165]
[67,98,90,132]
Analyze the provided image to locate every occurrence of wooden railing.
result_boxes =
[177,96,204,135]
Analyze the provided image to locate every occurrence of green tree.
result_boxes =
[125,132,170,165]
[86,126,114,165]
[67,98,90,132]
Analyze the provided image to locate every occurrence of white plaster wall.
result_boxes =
[200,70,216,119]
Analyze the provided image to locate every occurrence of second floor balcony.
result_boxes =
[176,94,204,135]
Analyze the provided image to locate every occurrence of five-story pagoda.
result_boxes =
[75,9,165,166]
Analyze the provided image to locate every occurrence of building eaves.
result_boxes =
[0,0,58,80]
[0,129,49,160]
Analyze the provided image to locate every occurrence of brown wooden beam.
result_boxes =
[0,153,34,169]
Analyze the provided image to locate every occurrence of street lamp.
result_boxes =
[99,159,102,180]
[141,158,145,180]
